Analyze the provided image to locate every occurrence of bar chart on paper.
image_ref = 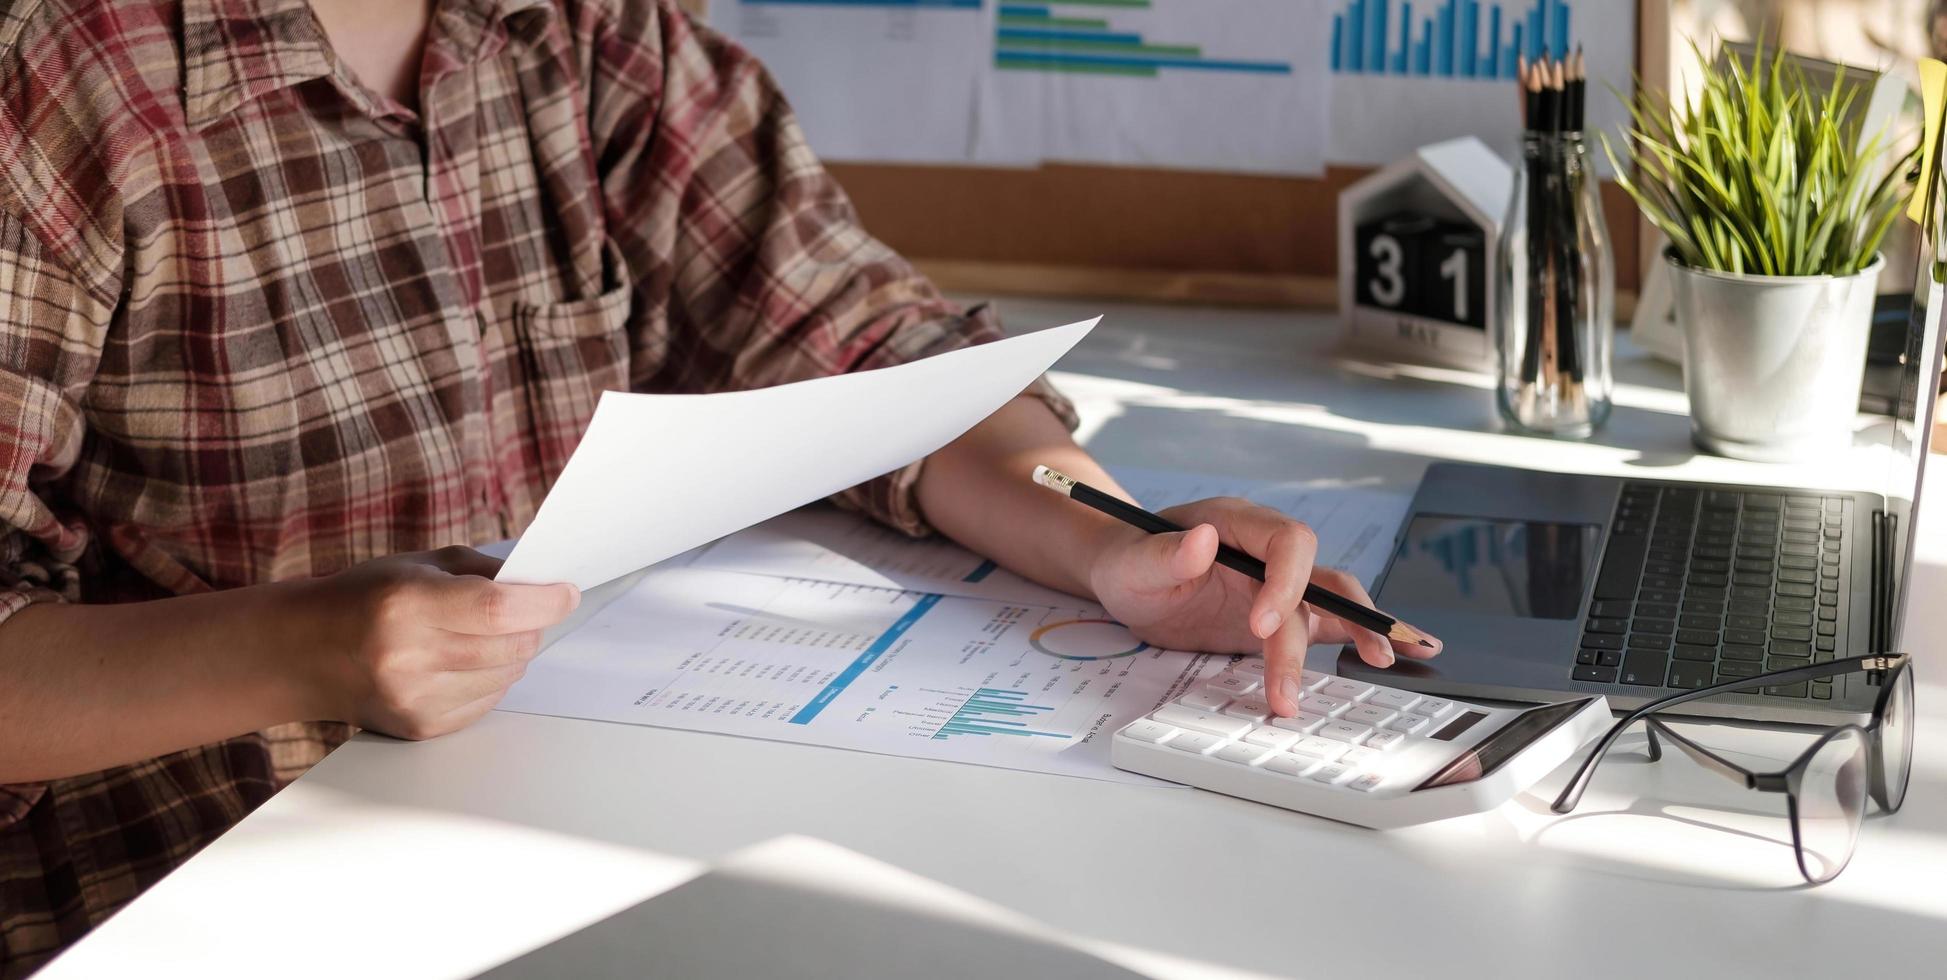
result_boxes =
[974,0,1329,174]
[1325,0,1632,165]
[498,567,1221,784]
[1328,0,1577,80]
[994,1,1294,77]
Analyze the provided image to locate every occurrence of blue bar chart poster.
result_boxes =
[974,0,1328,174]
[1325,0,1633,167]
[719,0,1333,176]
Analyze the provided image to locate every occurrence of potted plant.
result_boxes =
[1609,41,1917,462]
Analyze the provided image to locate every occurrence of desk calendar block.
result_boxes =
[1337,137,1510,372]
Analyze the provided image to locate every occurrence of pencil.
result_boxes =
[1030,466,1434,649]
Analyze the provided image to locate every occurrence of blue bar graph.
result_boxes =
[1369,0,1388,72]
[1436,1,1453,77]
[1485,5,1500,77]
[1329,0,1580,81]
[1394,3,1411,73]
[934,688,1069,740]
[1348,0,1366,72]
[790,594,943,725]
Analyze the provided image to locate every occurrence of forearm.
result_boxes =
[0,584,317,783]
[914,396,1138,599]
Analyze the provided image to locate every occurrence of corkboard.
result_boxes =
[830,162,1641,310]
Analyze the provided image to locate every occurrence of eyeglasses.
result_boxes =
[1551,654,1914,884]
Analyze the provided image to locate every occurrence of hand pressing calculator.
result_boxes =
[1112,661,1611,829]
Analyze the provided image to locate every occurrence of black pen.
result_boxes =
[1031,465,1433,648]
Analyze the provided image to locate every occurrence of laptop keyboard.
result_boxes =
[1573,483,1848,699]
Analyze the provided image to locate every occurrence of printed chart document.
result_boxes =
[496,319,1096,591]
[691,466,1410,603]
[498,565,1226,784]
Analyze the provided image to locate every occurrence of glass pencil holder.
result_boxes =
[1496,132,1614,438]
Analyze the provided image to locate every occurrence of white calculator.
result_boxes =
[1112,661,1611,829]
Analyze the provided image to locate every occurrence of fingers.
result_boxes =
[416,577,581,636]
[1309,568,1442,664]
[1248,519,1319,640]
[418,545,506,579]
[1118,524,1220,596]
[1262,606,1314,717]
[1173,499,1318,640]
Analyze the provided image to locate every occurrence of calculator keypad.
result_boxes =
[1129,668,1458,794]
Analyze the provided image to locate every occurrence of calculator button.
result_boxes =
[1231,659,1267,676]
[1176,689,1231,713]
[1407,698,1455,719]
[1300,669,1332,691]
[1215,742,1271,766]
[1151,705,1253,739]
[1208,672,1260,697]
[1361,730,1407,751]
[1322,679,1375,702]
[1262,753,1321,778]
[1347,773,1385,793]
[1337,746,1380,768]
[1121,720,1176,743]
[1286,735,1349,761]
[1243,726,1300,750]
[1298,693,1349,716]
[1307,763,1352,785]
[1316,720,1372,743]
[1271,710,1327,733]
[1222,697,1271,723]
[1342,704,1397,728]
[1366,689,1422,712]
[1383,713,1431,735]
[1166,731,1224,755]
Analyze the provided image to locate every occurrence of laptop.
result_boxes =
[1339,179,1947,728]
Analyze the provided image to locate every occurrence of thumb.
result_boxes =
[1117,523,1219,595]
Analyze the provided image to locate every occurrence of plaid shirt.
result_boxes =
[0,0,1070,970]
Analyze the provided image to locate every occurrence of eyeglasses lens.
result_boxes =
[1881,666,1915,812]
[1796,728,1868,884]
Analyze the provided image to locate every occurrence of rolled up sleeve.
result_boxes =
[587,1,1076,537]
[0,211,112,820]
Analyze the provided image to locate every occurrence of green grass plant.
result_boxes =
[1607,39,1917,277]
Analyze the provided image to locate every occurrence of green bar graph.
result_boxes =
[998,14,1111,28]
[996,36,1200,57]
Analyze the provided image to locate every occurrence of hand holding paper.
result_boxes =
[496,320,1098,591]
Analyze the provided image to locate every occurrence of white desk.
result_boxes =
[43,299,1947,978]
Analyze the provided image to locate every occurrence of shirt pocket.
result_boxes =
[507,244,633,487]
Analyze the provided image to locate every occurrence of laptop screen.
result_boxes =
[1879,138,1947,650]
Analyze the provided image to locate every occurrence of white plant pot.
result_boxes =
[1667,251,1883,462]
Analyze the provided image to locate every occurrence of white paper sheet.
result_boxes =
[497,319,1097,591]
[972,0,1330,176]
[690,466,1410,603]
[716,0,988,164]
[498,566,1225,784]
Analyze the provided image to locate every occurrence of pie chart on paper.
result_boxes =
[1028,618,1150,661]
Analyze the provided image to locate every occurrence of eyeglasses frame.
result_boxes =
[1640,716,1873,882]
[1547,654,1912,881]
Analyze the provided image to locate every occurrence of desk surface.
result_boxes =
[44,300,1947,979]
